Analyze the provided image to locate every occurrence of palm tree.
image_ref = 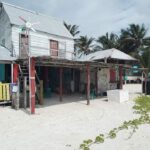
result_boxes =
[63,22,80,37]
[96,32,120,50]
[140,47,150,71]
[64,22,80,54]
[76,36,95,54]
[120,24,150,54]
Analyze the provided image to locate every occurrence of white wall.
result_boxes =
[80,68,95,92]
[123,84,142,93]
[0,7,12,50]
[97,68,110,93]
[11,26,74,60]
[80,68,118,93]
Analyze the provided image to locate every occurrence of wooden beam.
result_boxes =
[59,67,63,102]
[119,65,123,89]
[86,64,90,105]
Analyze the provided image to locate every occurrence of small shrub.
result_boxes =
[79,96,150,150]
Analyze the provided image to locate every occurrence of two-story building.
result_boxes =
[0,2,97,114]
[0,2,142,114]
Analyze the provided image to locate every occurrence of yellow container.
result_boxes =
[0,83,10,101]
[0,83,2,100]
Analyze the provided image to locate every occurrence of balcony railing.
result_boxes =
[50,48,75,60]
[19,43,75,60]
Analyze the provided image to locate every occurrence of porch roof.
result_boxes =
[0,45,16,63]
[79,48,137,62]
[34,56,109,68]
[34,56,139,70]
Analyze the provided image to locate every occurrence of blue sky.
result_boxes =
[2,0,150,37]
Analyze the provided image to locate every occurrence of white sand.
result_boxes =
[0,95,150,150]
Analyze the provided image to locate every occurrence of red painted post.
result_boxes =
[86,64,90,105]
[59,67,63,102]
[30,58,35,114]
[95,68,98,96]
[119,65,123,89]
[13,64,19,83]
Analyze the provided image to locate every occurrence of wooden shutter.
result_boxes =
[50,40,58,57]
[110,69,116,82]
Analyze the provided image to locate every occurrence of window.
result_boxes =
[50,40,58,57]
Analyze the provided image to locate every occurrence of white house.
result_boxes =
[0,2,74,60]
[0,2,76,113]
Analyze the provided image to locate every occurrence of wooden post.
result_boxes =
[119,65,123,89]
[144,70,148,95]
[30,58,35,114]
[72,69,75,93]
[86,64,90,105]
[16,78,20,110]
[23,76,27,109]
[59,67,63,102]
[95,68,98,96]
[11,63,14,83]
[39,80,43,105]
[13,64,19,83]
[79,69,81,93]
[44,67,49,89]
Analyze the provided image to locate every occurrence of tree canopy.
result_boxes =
[76,36,95,54]
[64,22,150,71]
[63,22,80,37]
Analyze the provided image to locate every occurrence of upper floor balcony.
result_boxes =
[19,34,75,60]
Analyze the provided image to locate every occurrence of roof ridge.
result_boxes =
[1,1,61,22]
[2,1,36,14]
[109,48,115,58]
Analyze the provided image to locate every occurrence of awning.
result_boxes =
[0,46,16,63]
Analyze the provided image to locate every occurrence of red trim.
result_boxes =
[13,64,19,83]
[119,66,123,89]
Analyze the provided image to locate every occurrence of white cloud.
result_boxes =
[3,0,150,37]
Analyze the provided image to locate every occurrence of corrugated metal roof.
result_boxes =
[79,48,137,61]
[0,45,16,61]
[2,2,73,39]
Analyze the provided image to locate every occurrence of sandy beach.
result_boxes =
[0,95,150,150]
